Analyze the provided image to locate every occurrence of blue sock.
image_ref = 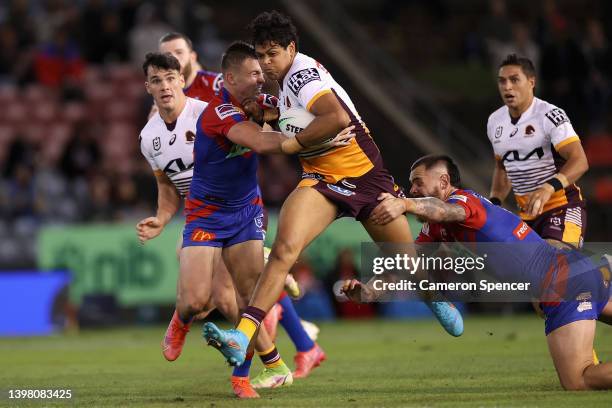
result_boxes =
[278,295,315,352]
[232,352,253,377]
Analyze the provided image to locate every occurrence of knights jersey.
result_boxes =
[279,52,384,184]
[139,97,208,196]
[188,87,259,209]
[416,189,562,288]
[486,97,584,220]
[184,70,223,101]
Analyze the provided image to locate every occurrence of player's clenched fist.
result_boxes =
[136,216,164,244]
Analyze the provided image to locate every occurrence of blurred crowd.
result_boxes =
[371,0,612,134]
[0,0,301,267]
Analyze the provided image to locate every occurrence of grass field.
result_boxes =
[2,316,612,407]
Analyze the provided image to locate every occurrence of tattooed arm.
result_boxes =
[370,193,467,225]
[404,197,466,223]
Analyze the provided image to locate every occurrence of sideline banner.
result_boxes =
[38,215,422,305]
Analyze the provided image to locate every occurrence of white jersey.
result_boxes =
[278,52,380,183]
[487,97,583,218]
[139,97,208,196]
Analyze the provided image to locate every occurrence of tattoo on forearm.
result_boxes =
[411,198,466,222]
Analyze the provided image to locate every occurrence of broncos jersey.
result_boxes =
[139,97,208,196]
[279,52,384,184]
[486,97,584,220]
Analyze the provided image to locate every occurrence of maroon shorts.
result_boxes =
[307,167,404,221]
[526,204,587,248]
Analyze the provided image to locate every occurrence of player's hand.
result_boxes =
[136,216,164,244]
[525,184,554,218]
[369,192,406,225]
[242,97,264,123]
[341,279,376,303]
[322,125,355,148]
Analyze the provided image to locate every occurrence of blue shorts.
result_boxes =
[542,299,606,335]
[182,199,265,248]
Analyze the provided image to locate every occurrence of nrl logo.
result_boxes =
[153,136,161,151]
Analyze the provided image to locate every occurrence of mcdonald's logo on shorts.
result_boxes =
[191,229,216,242]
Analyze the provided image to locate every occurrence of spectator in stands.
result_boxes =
[582,19,612,133]
[33,24,85,88]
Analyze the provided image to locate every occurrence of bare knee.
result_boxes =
[559,365,593,391]
[177,289,210,317]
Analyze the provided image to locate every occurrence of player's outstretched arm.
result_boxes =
[370,193,466,225]
[136,171,180,244]
[490,156,512,205]
[227,121,355,155]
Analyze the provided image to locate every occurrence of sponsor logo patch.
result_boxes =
[191,229,216,242]
[495,126,503,139]
[327,183,355,196]
[449,194,468,203]
[513,222,530,240]
[577,301,592,312]
[287,68,321,96]
[545,108,569,127]
[215,103,243,120]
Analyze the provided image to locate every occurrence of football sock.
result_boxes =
[237,306,266,340]
[232,350,254,377]
[258,345,283,368]
[278,294,315,352]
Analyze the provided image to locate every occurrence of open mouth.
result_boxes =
[504,94,515,102]
[161,94,173,103]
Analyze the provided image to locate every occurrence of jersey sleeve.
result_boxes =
[139,134,159,171]
[286,63,332,112]
[447,193,486,230]
[202,103,248,137]
[542,106,580,150]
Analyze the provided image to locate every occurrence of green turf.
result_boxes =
[1,316,612,407]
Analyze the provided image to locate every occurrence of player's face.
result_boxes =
[409,165,446,200]
[255,41,296,81]
[497,65,535,113]
[230,58,265,99]
[145,66,185,111]
[159,38,196,80]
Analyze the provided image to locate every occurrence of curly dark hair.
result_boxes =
[142,52,181,77]
[247,10,299,50]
